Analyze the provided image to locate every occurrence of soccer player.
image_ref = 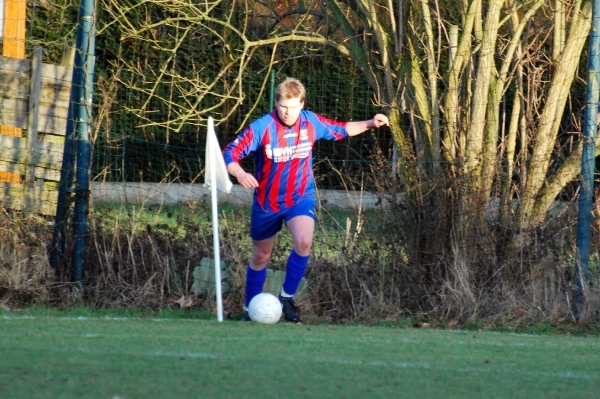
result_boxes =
[223,77,389,322]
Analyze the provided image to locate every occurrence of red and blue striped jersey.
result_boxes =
[223,110,348,212]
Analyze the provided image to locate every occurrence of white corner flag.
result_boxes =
[205,117,233,194]
[204,117,233,322]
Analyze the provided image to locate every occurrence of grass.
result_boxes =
[92,202,252,238]
[1,308,599,399]
[91,201,398,265]
[91,201,386,239]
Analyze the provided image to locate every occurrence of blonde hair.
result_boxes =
[275,77,306,103]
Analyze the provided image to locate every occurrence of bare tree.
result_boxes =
[98,0,349,137]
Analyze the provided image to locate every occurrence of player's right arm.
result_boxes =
[223,123,262,189]
[226,162,259,188]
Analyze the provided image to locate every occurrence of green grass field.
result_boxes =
[1,309,599,399]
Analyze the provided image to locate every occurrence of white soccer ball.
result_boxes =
[248,293,282,324]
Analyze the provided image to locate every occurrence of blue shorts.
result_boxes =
[250,198,317,241]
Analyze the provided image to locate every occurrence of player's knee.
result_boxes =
[251,251,272,267]
[294,238,312,255]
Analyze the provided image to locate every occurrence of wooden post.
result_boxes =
[26,47,42,184]
[2,0,25,137]
[24,46,42,214]
[0,0,26,183]
[61,41,75,67]
[2,0,26,58]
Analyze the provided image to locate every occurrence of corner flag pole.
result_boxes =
[210,144,223,322]
[205,117,233,322]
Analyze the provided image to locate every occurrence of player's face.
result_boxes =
[276,97,304,126]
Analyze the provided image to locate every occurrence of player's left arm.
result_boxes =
[346,114,390,137]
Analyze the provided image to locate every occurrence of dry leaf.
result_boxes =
[413,322,431,328]
[174,295,193,308]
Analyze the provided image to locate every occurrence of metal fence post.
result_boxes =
[575,0,600,316]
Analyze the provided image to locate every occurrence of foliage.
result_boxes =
[2,200,600,326]
[27,0,79,61]
[300,0,597,320]
[20,0,600,321]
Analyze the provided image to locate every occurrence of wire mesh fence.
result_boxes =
[90,69,393,190]
[2,0,600,322]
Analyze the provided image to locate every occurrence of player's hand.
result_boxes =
[371,114,390,128]
[236,171,259,189]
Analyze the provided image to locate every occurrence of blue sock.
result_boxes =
[281,250,310,297]
[245,265,267,308]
